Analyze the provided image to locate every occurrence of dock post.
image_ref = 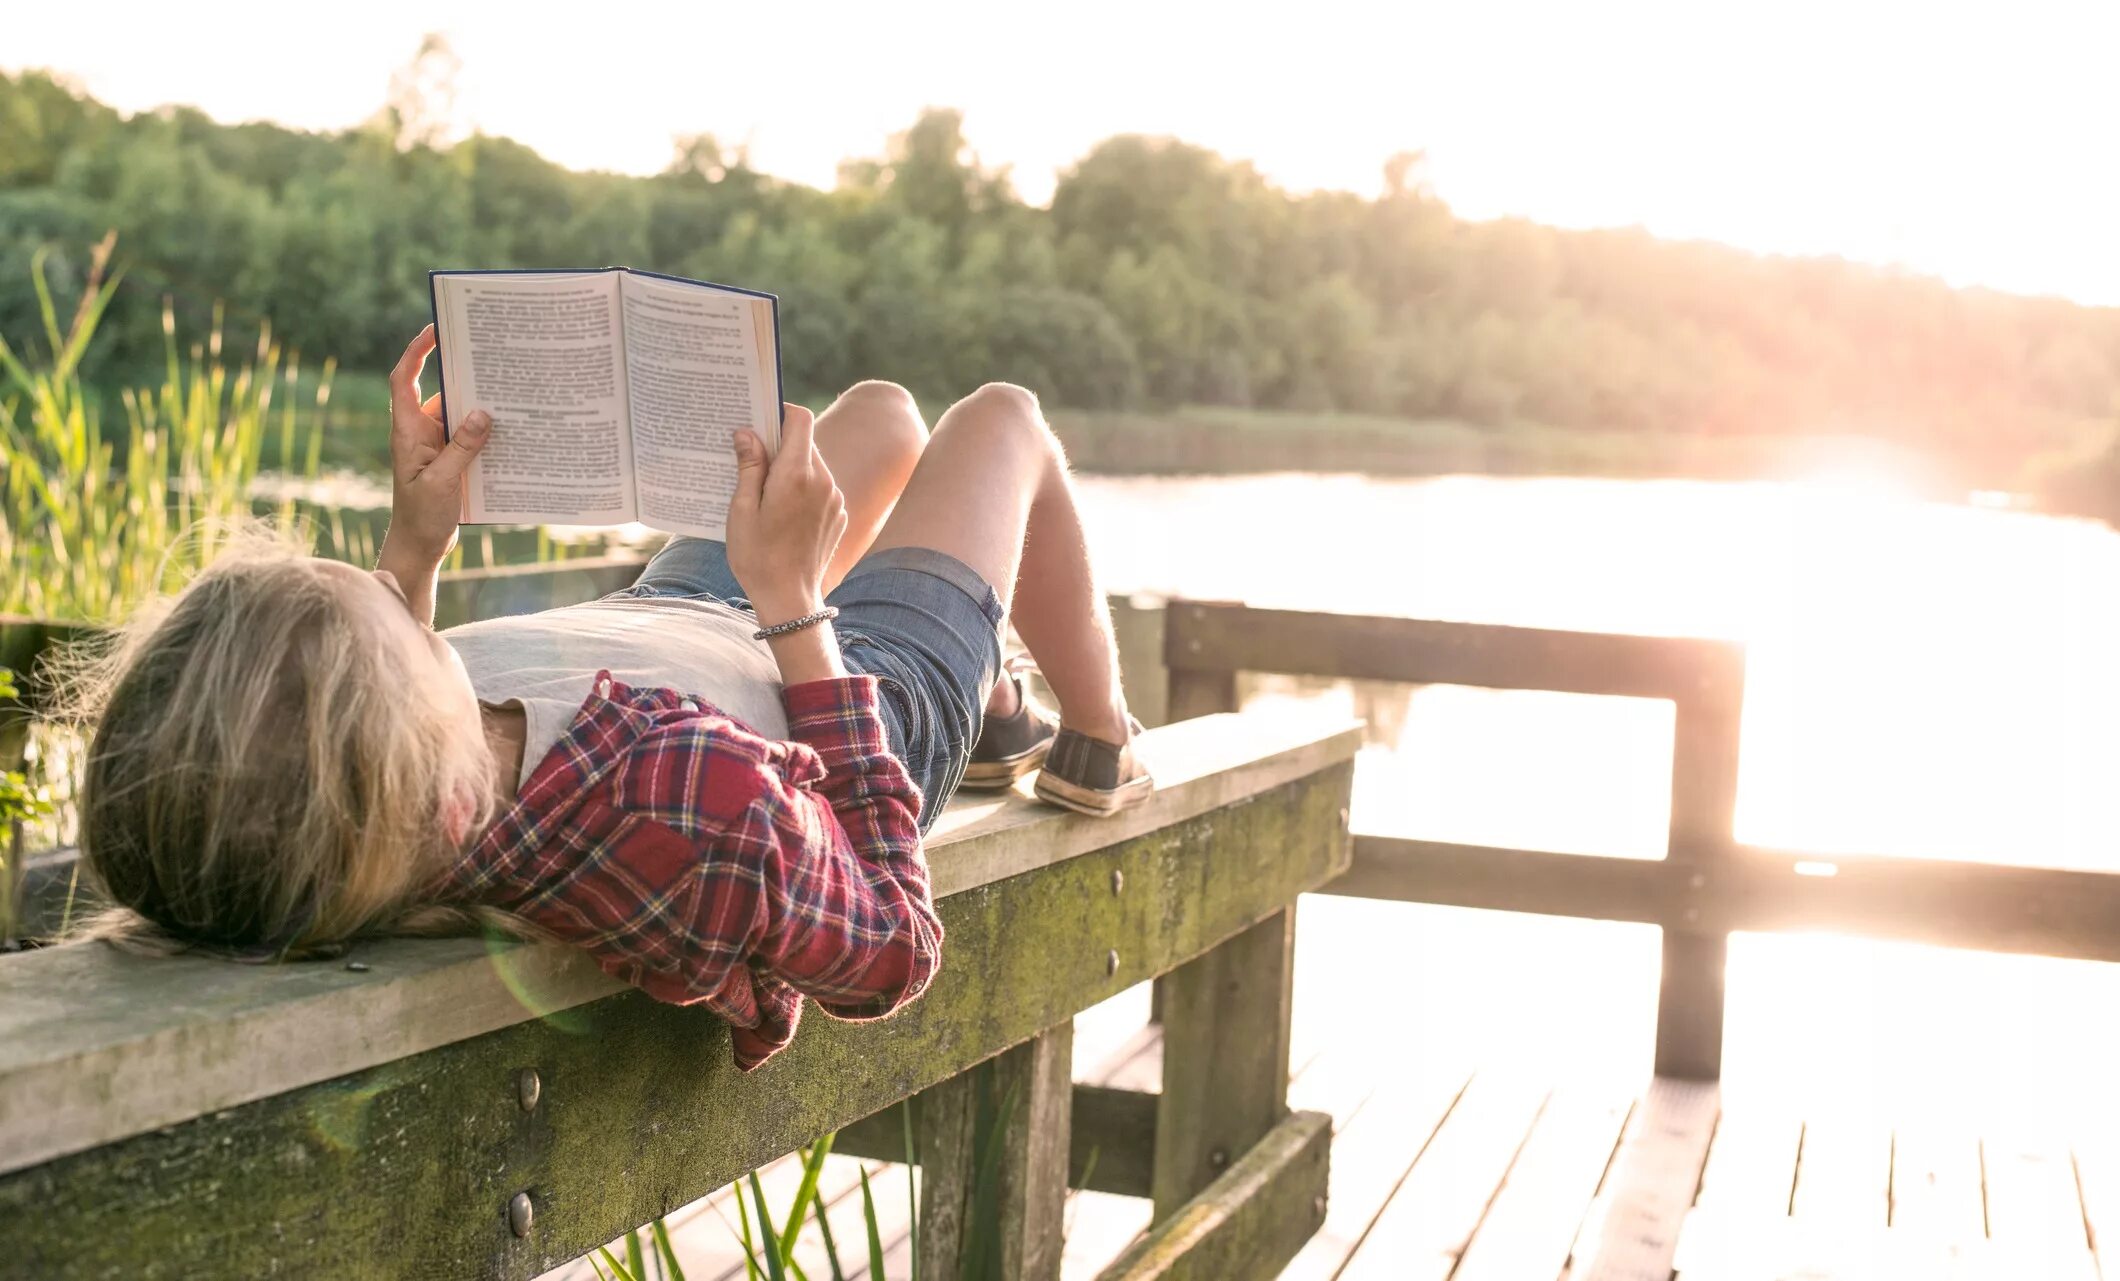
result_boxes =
[1654,652,1745,1080]
[917,1020,1076,1280]
[1151,907,1297,1222]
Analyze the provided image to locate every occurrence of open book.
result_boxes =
[429,267,781,538]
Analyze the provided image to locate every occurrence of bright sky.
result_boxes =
[11,0,2119,305]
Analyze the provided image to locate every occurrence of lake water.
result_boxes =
[1072,473,2120,1131]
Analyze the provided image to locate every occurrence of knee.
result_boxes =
[938,382,1055,456]
[838,379,921,420]
[955,382,1042,425]
[831,379,928,464]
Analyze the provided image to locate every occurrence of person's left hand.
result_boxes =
[385,324,492,561]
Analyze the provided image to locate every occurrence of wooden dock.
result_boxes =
[540,886,2118,1280]
[10,583,2120,1278]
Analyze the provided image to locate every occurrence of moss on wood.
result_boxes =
[0,765,1350,1279]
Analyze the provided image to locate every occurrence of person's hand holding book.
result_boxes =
[728,405,849,685]
[377,324,494,624]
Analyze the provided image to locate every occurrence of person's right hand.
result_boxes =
[726,404,846,626]
[384,324,492,564]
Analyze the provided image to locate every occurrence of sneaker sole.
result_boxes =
[1032,770,1155,817]
[959,739,1053,792]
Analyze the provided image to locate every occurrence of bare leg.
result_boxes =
[809,380,928,592]
[865,383,1130,745]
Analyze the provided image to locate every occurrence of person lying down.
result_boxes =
[68,327,1152,1069]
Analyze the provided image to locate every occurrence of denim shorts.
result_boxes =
[611,537,1005,830]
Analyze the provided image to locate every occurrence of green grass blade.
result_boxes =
[813,1186,847,1281]
[902,1106,920,1281]
[627,1229,647,1280]
[858,1169,887,1281]
[781,1136,834,1268]
[748,1173,789,1281]
[598,1246,639,1281]
[736,1183,763,1281]
[962,1079,1019,1281]
[651,1219,687,1281]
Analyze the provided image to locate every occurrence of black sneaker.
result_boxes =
[1033,719,1153,817]
[961,669,1058,792]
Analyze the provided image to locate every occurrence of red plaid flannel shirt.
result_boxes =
[444,670,943,1070]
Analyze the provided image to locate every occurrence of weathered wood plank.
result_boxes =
[1163,670,1237,725]
[835,1081,1159,1200]
[1322,837,1672,920]
[430,555,654,630]
[1161,603,1240,726]
[1151,908,1295,1222]
[1278,1066,1469,1281]
[1985,1130,2099,1281]
[1069,1084,1158,1203]
[1889,1118,1986,1262]
[1454,1086,1633,1281]
[916,1021,1073,1281]
[2072,1138,2120,1281]
[1095,1109,1330,1281]
[1328,836,2120,966]
[1711,851,2120,966]
[1782,1109,1894,1275]
[0,713,1360,1179]
[1337,1072,1552,1281]
[0,759,1354,1279]
[1164,601,1744,702]
[1656,677,1741,1082]
[1573,1076,1718,1281]
[1670,1107,1801,1279]
[923,714,1355,898]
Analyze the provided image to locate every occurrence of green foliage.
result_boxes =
[6,66,2116,484]
[0,667,45,830]
[0,239,325,622]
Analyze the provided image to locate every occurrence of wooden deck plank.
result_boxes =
[1570,1076,1718,1281]
[1336,1072,1552,1281]
[1278,1067,1470,1281]
[1671,1108,1802,1280]
[1790,1112,1891,1231]
[1453,1085,1634,1281]
[1889,1119,1986,1259]
[1097,1110,1330,1281]
[0,714,1362,1181]
[1984,1131,2098,1281]
[1772,1110,1895,1280]
[2073,1139,2120,1281]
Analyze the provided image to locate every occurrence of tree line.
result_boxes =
[3,65,2117,482]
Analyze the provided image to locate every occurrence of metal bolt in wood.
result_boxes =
[507,1192,533,1237]
[1106,949,1120,976]
[1209,1148,1229,1170]
[516,1068,540,1112]
[1111,869,1124,895]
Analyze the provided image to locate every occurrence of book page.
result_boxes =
[619,271,780,539]
[434,271,635,525]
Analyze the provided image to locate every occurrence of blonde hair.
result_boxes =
[64,533,499,959]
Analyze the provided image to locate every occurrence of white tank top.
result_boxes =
[445,596,788,791]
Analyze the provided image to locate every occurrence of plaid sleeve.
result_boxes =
[774,675,942,1017]
[587,677,940,1068]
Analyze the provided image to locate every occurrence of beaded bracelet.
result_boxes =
[752,606,840,641]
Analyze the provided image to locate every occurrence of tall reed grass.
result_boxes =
[0,237,330,624]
